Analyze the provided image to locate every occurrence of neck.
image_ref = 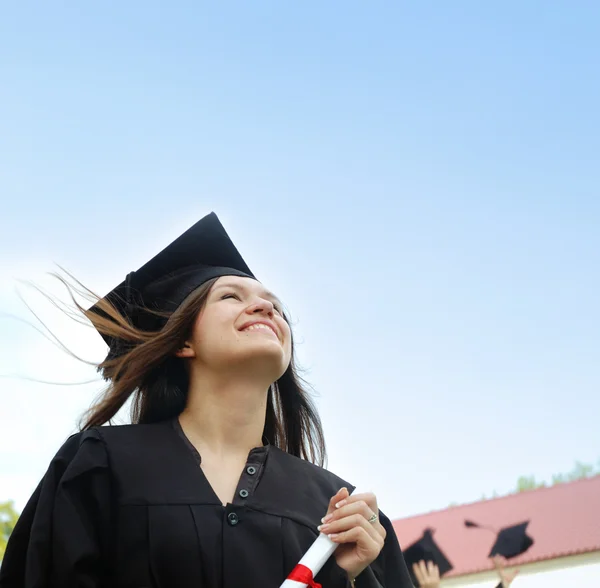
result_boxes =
[179,369,270,459]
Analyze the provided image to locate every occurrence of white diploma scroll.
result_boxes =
[280,488,359,588]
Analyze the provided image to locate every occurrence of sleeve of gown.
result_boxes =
[0,429,112,588]
[354,511,415,588]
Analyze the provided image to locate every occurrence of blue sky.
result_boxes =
[1,2,599,519]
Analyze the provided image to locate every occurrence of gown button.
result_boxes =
[239,489,249,498]
[246,466,257,475]
[227,512,239,526]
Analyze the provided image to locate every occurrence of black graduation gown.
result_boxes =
[0,420,414,588]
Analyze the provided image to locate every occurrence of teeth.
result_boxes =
[244,324,274,334]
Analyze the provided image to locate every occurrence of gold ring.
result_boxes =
[368,513,378,524]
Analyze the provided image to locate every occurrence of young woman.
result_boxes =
[0,213,413,588]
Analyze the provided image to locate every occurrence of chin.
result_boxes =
[203,340,290,378]
[237,346,290,379]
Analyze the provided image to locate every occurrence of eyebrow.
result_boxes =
[212,282,283,307]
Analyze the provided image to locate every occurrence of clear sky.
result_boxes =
[1,2,599,520]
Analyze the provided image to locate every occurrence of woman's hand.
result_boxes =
[492,555,519,588]
[318,488,386,582]
[412,560,441,588]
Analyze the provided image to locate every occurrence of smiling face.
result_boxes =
[178,275,292,380]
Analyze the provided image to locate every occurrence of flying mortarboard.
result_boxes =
[402,529,453,586]
[89,212,256,360]
[464,519,534,559]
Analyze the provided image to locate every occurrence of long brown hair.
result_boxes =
[68,275,326,465]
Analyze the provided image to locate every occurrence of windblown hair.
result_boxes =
[60,275,326,465]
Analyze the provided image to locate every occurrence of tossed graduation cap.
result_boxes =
[90,212,256,359]
[464,519,534,559]
[402,528,453,585]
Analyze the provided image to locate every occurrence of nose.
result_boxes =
[246,298,275,317]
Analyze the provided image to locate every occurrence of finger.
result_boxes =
[322,499,374,523]
[319,513,382,544]
[325,487,350,517]
[492,554,504,571]
[412,562,425,585]
[331,492,383,535]
[334,491,378,515]
[418,560,429,580]
[328,526,383,563]
[321,500,385,538]
[427,560,440,580]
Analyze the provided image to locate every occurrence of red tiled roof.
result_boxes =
[391,475,600,577]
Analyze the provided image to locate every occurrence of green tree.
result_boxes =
[518,460,599,492]
[1,501,20,561]
[515,475,546,492]
[449,458,600,507]
[567,461,595,481]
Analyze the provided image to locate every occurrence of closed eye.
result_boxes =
[221,292,241,301]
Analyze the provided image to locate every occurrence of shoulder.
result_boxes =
[48,424,159,460]
[50,428,105,465]
[92,421,160,438]
[87,422,170,462]
[269,446,354,495]
[34,428,112,490]
[91,421,192,479]
[49,423,168,473]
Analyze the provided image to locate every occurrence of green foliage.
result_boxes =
[0,501,20,561]
[449,458,600,507]
[568,461,594,481]
[515,475,546,492]
[517,461,600,492]
[518,460,599,492]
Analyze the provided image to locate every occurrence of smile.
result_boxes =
[241,323,279,338]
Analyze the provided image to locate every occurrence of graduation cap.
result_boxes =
[90,212,256,359]
[464,519,534,559]
[402,528,453,585]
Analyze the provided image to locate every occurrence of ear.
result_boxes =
[175,342,196,359]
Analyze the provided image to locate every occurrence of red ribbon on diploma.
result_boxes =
[287,563,322,588]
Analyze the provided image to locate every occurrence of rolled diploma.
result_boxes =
[280,532,338,587]
[280,488,359,587]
